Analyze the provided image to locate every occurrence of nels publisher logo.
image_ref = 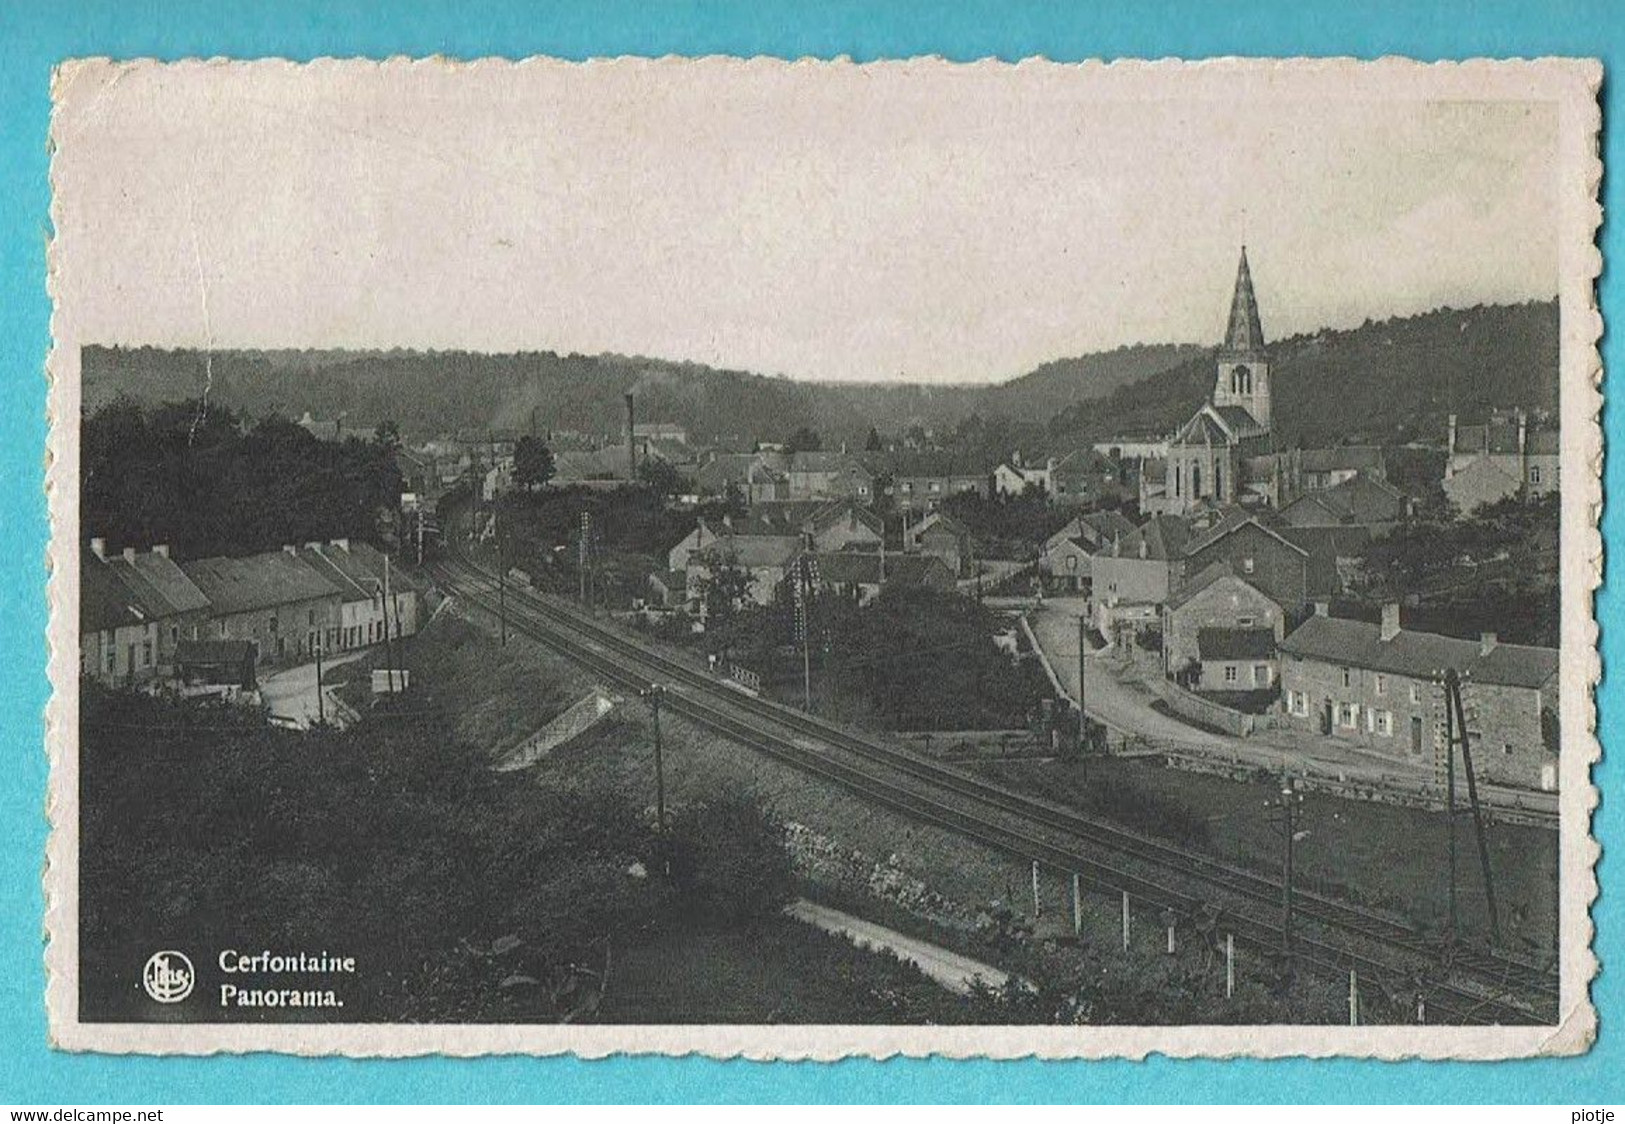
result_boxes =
[142,950,195,1003]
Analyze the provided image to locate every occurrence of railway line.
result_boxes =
[431,551,1559,1025]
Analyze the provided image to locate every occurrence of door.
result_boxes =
[1411,716,1423,754]
[1320,699,1333,736]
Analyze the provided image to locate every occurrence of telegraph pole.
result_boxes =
[1444,667,1501,946]
[640,683,668,833]
[1443,669,1458,942]
[1270,776,1304,958]
[314,637,325,725]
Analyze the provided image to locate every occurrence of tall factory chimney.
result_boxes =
[625,392,637,482]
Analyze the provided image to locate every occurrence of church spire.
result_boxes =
[1221,245,1266,357]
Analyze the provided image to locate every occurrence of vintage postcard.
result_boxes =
[44,56,1601,1059]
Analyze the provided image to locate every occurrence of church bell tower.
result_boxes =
[1212,246,1271,431]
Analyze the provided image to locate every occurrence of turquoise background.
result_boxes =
[0,0,1617,1104]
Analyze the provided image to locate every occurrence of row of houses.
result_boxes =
[992,449,1135,509]
[80,537,421,688]
[659,499,963,612]
[1107,506,1560,790]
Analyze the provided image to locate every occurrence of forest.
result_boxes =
[81,397,404,559]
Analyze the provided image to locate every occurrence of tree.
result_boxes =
[373,420,402,451]
[513,435,556,491]
[690,551,756,658]
[785,427,822,454]
[636,456,684,499]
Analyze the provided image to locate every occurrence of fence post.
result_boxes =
[1349,969,1360,1026]
[1071,873,1082,937]
[1225,933,1235,999]
[1121,891,1130,952]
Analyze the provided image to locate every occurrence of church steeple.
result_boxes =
[1220,245,1266,358]
[1211,246,1271,430]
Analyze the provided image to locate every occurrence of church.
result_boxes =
[1142,248,1301,516]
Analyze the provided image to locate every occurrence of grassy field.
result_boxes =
[978,757,1559,960]
[417,598,1385,1022]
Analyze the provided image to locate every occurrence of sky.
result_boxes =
[51,58,1561,384]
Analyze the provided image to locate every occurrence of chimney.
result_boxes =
[122,547,136,563]
[1480,632,1499,657]
[1380,602,1401,642]
[625,393,637,482]
[89,537,106,560]
[1313,601,1329,617]
[329,538,350,552]
[153,544,170,559]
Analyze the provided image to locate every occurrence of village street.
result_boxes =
[260,651,365,729]
[1024,598,1493,792]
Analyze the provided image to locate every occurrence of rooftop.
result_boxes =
[1280,614,1557,689]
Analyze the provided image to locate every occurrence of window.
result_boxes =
[1409,684,1420,704]
[1237,615,1255,627]
[1338,702,1359,729]
[1341,667,1352,688]
[268,615,278,633]
[1254,663,1271,685]
[308,609,316,626]
[1375,673,1386,696]
[1376,710,1394,737]
[1530,466,1541,485]
[1290,690,1310,717]
[141,639,152,667]
[1503,743,1514,756]
[105,646,115,673]
[218,620,227,638]
[1224,665,1238,683]
[170,625,179,644]
[1192,464,1202,496]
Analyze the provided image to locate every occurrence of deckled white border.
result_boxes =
[43,54,1603,1059]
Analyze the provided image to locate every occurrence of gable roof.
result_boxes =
[1079,509,1138,542]
[116,551,211,615]
[1183,510,1307,560]
[1280,614,1557,689]
[1111,515,1192,562]
[179,551,344,615]
[81,556,146,634]
[691,535,802,570]
[814,551,950,588]
[1166,560,1280,612]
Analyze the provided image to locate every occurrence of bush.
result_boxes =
[664,792,794,924]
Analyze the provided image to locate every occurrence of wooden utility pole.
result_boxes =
[1270,776,1304,958]
[640,683,668,832]
[1444,667,1501,946]
[314,638,325,725]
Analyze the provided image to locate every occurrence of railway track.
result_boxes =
[433,552,1559,1025]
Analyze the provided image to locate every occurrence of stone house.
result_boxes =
[1278,603,1559,791]
[1162,562,1285,690]
[179,548,346,668]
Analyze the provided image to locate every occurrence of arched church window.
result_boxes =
[1215,461,1223,497]
[1192,463,1202,497]
[1234,365,1251,395]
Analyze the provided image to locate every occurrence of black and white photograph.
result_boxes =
[45,56,1600,1058]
